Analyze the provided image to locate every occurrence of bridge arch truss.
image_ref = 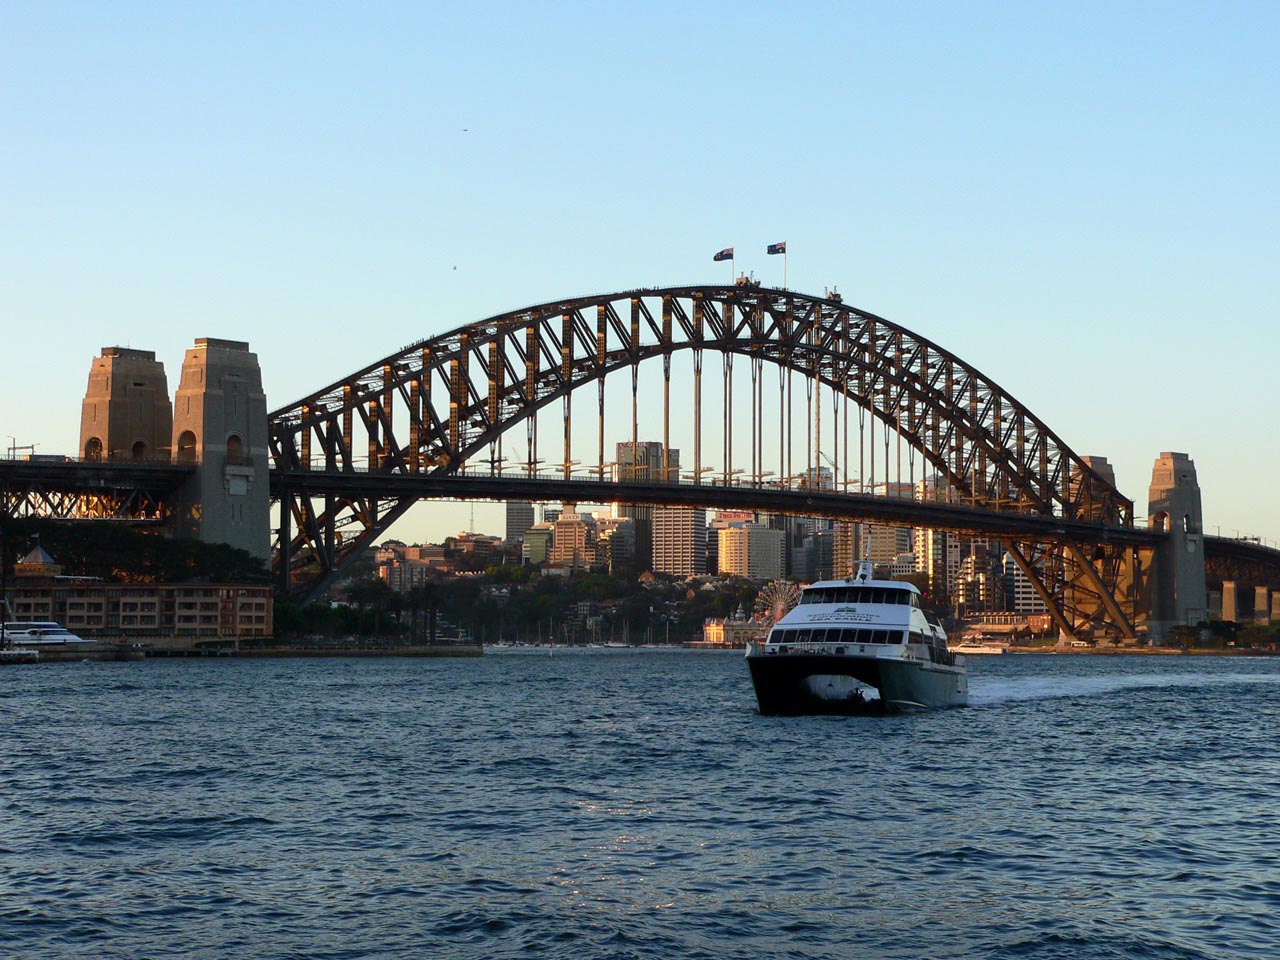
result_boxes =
[269,284,1142,635]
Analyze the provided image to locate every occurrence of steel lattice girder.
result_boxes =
[0,461,190,522]
[268,285,1139,606]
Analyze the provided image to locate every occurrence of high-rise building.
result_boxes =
[614,441,680,570]
[652,507,707,578]
[833,522,861,578]
[595,516,636,572]
[614,441,680,482]
[1004,552,1048,614]
[505,502,536,545]
[549,510,595,570]
[913,527,960,602]
[718,524,786,580]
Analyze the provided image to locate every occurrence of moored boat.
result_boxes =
[0,621,92,648]
[951,639,1007,655]
[745,561,968,714]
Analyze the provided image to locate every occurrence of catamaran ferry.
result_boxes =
[745,561,968,714]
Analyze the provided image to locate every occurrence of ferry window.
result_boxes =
[794,629,812,643]
[841,629,859,644]
[871,629,889,644]
[808,629,825,643]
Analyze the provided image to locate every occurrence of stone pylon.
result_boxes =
[79,347,172,461]
[170,338,270,561]
[1147,452,1208,637]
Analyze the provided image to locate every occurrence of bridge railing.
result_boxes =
[276,457,1168,527]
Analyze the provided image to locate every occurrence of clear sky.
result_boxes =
[2,2,1277,545]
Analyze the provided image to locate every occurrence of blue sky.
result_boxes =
[2,2,1277,544]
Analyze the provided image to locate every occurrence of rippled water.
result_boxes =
[4,650,1279,959]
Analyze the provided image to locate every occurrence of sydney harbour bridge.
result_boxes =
[3,282,1278,640]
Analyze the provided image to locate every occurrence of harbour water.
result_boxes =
[4,650,1278,959]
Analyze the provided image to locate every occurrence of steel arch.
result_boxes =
[269,283,1136,620]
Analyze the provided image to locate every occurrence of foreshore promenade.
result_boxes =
[23,641,483,663]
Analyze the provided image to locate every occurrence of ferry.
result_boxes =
[745,561,968,714]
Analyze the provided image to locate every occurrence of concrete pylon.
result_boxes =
[1221,581,1238,623]
[1147,452,1208,637]
[79,347,172,461]
[170,338,270,560]
[1255,586,1271,625]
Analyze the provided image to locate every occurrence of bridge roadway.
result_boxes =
[270,467,1166,547]
[9,457,1280,588]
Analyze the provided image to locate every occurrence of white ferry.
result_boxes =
[745,561,968,714]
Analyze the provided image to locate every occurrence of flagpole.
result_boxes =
[784,251,788,290]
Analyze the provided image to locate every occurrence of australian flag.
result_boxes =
[713,247,734,262]
[767,241,787,255]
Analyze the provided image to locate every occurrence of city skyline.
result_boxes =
[3,4,1276,546]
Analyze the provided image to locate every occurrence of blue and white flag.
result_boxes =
[713,247,734,262]
[767,242,787,255]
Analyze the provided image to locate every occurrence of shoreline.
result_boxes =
[13,643,483,663]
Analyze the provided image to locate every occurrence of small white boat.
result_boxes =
[952,640,1007,655]
[745,561,968,714]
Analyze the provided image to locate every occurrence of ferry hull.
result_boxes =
[747,652,967,715]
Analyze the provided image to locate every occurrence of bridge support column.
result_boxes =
[1255,586,1271,625]
[171,338,270,561]
[1220,581,1238,622]
[1147,452,1208,640]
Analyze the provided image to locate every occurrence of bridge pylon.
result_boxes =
[80,347,172,462]
[1147,452,1208,638]
[170,339,271,561]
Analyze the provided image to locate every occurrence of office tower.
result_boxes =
[652,506,707,578]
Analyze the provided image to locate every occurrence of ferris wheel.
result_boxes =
[755,580,801,626]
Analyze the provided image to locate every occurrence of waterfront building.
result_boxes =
[699,605,769,647]
[6,546,270,641]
